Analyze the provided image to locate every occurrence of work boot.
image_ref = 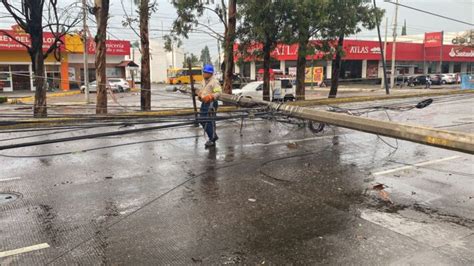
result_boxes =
[205,140,215,148]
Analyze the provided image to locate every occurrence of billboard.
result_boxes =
[0,27,130,56]
[0,30,62,52]
[424,32,443,47]
[304,67,324,84]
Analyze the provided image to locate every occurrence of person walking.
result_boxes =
[425,75,431,89]
[197,64,222,148]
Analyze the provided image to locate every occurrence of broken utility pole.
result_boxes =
[179,88,474,154]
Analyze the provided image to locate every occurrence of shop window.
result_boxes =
[11,65,30,91]
[242,62,251,78]
[270,61,280,70]
[106,67,122,78]
[441,62,449,73]
[453,63,461,73]
[340,60,362,79]
[366,60,378,78]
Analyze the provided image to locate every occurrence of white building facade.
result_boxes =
[127,40,184,83]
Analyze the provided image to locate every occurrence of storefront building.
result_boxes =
[0,27,130,92]
[234,32,474,82]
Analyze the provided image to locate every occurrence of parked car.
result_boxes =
[80,80,117,93]
[108,78,130,92]
[395,75,411,86]
[429,74,442,85]
[440,74,456,84]
[232,79,295,102]
[410,75,428,86]
[232,81,263,99]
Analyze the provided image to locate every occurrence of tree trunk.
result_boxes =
[262,40,271,101]
[328,34,344,98]
[296,37,309,101]
[94,0,109,114]
[223,0,236,95]
[140,0,151,111]
[30,21,47,117]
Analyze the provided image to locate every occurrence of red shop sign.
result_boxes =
[86,39,130,56]
[424,32,443,48]
[0,30,63,52]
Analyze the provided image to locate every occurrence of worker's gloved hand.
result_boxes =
[201,94,215,103]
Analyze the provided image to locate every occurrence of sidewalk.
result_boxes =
[1,89,82,103]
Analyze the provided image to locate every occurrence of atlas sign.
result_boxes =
[348,45,381,54]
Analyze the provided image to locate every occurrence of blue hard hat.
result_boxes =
[203,64,214,74]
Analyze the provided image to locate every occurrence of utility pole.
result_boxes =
[374,0,389,94]
[188,60,199,126]
[390,0,399,89]
[177,87,474,155]
[440,31,444,73]
[381,17,388,90]
[82,0,90,103]
[217,39,221,75]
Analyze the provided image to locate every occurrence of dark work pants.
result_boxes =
[200,101,218,140]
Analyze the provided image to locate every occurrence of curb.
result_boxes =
[8,90,82,104]
[290,89,474,107]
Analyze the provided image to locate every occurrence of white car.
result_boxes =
[108,78,130,92]
[232,81,263,99]
[232,80,296,102]
[80,81,114,93]
[440,74,456,84]
[81,79,128,93]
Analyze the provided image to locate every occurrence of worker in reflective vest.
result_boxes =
[197,64,222,148]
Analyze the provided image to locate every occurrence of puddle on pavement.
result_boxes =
[0,192,21,205]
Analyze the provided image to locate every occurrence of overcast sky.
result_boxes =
[0,0,472,62]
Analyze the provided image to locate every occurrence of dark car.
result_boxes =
[395,76,411,86]
[411,75,428,86]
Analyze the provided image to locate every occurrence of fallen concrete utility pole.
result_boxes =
[182,87,474,154]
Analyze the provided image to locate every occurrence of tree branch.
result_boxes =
[202,6,227,28]
[120,0,140,38]
[1,0,27,29]
[196,22,224,40]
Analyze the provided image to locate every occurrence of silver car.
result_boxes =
[80,80,117,93]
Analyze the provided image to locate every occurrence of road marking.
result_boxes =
[261,179,276,186]
[0,243,50,258]
[0,177,21,182]
[373,156,460,176]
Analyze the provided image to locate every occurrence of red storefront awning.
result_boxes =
[234,40,474,63]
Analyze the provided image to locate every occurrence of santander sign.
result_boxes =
[448,48,474,58]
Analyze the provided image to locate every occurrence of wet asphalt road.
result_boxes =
[0,94,473,264]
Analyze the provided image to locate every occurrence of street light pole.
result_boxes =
[82,0,90,103]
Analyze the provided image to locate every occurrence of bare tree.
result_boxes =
[167,0,235,93]
[93,0,110,114]
[0,0,80,117]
